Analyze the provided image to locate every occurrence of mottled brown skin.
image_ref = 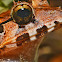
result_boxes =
[32,0,49,8]
[0,0,62,62]
[0,10,11,24]
[0,36,44,62]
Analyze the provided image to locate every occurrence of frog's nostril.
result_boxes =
[0,25,3,33]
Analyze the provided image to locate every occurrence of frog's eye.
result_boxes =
[11,4,34,25]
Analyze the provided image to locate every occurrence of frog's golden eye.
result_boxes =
[11,4,34,25]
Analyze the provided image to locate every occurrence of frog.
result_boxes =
[0,0,62,62]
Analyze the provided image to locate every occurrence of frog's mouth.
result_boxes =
[0,20,62,49]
